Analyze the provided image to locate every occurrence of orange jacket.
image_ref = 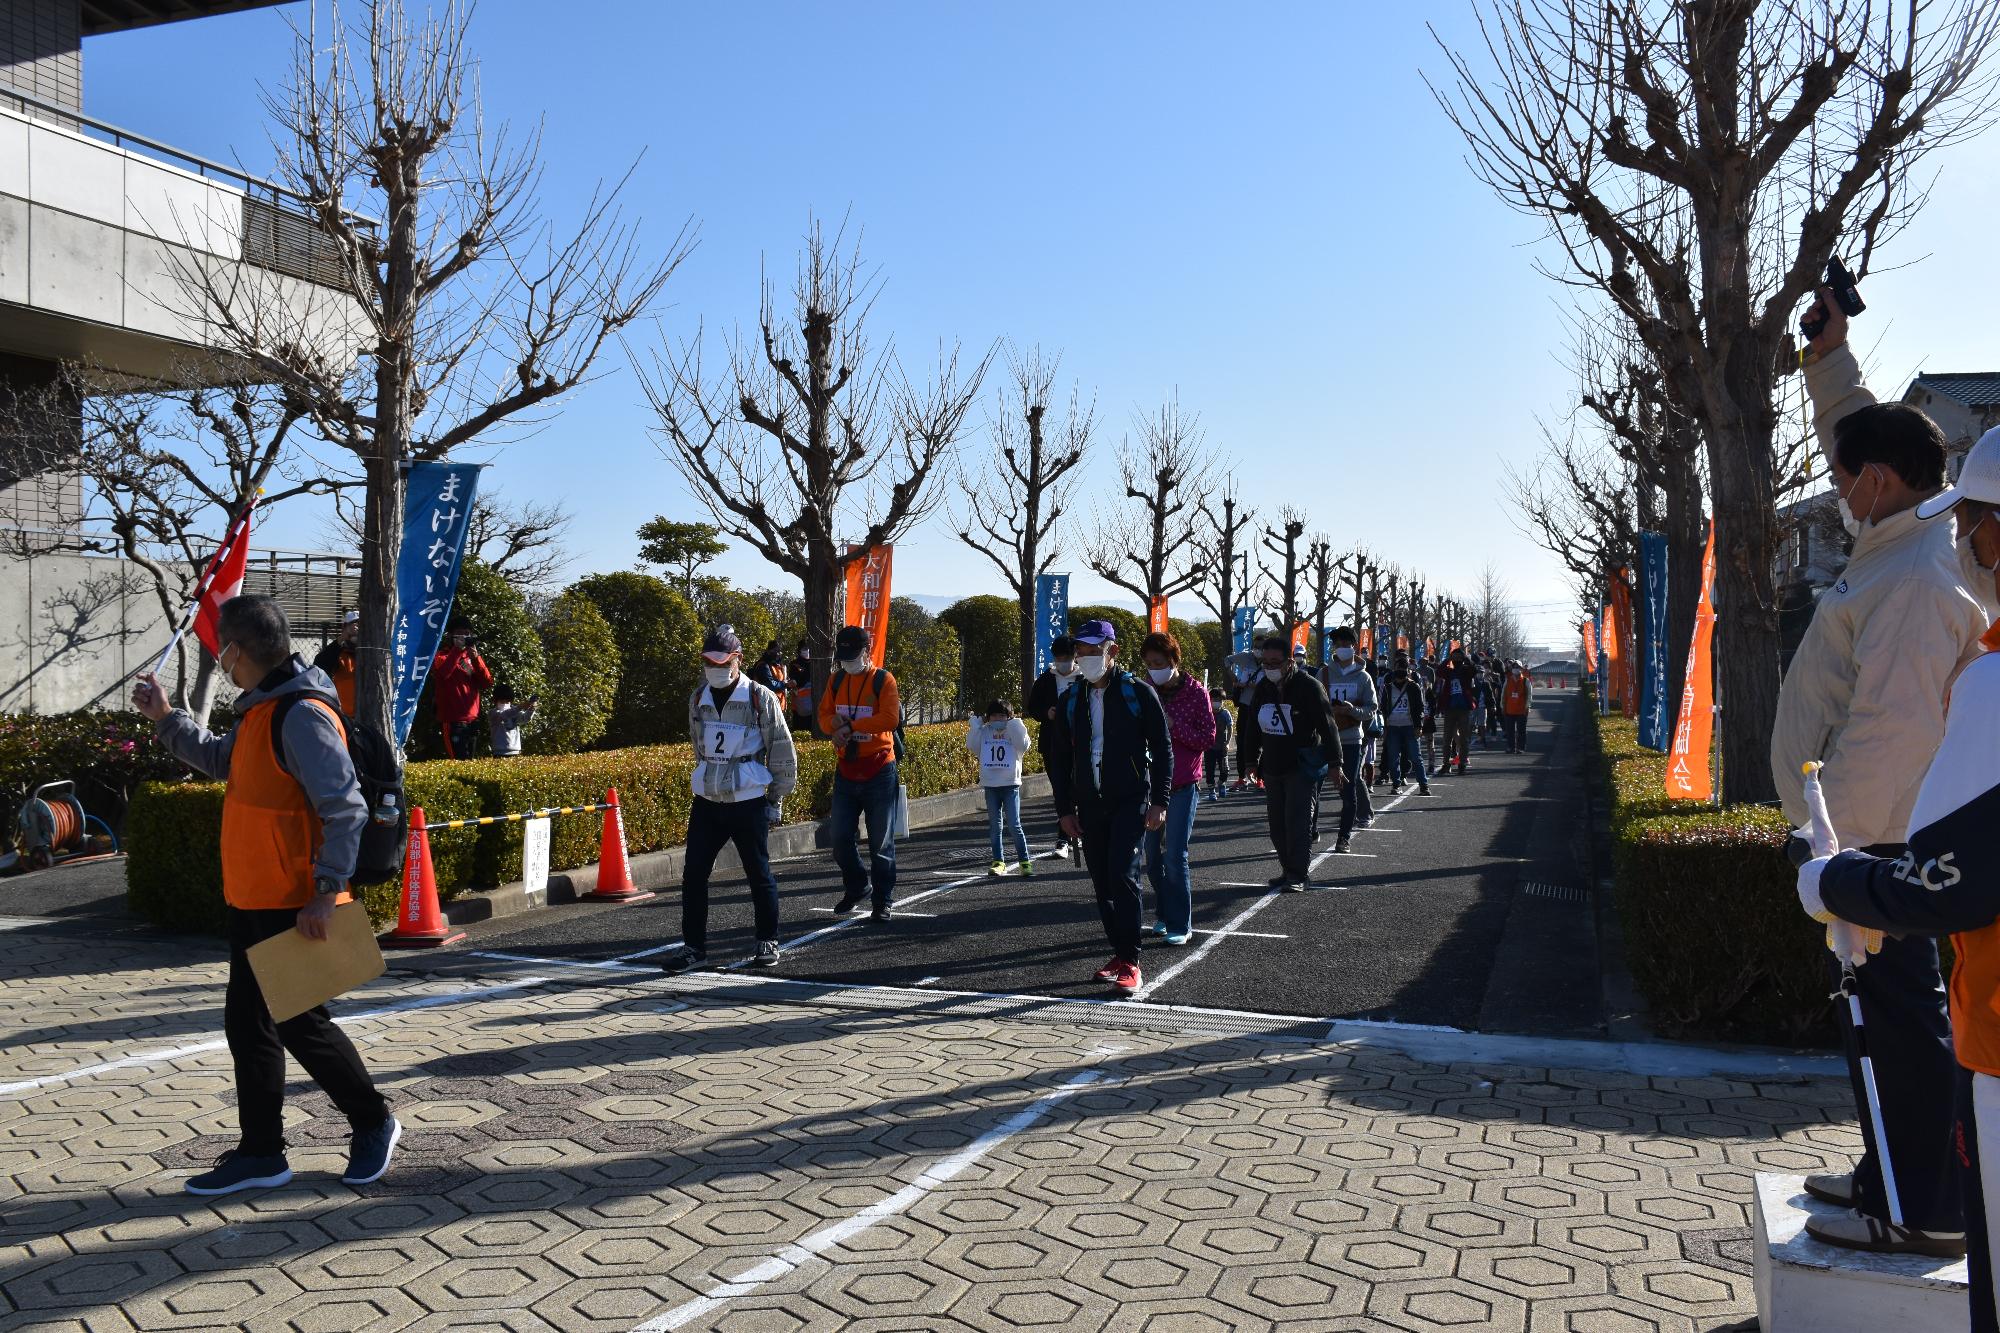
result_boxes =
[222,697,349,911]
[818,667,902,781]
[1502,673,1531,716]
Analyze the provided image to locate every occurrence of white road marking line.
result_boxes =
[1197,929,1289,940]
[0,972,559,1097]
[809,907,937,918]
[917,976,942,986]
[632,1070,1103,1332]
[1354,827,1402,833]
[472,949,661,973]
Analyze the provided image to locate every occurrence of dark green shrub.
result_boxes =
[1068,604,1145,649]
[567,571,702,747]
[939,594,1020,712]
[532,592,620,753]
[1590,712,1834,1044]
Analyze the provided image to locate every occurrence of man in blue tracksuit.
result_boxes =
[1047,619,1173,997]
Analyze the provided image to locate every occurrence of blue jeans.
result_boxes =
[1144,784,1198,936]
[831,763,898,907]
[986,785,1028,863]
[1384,725,1427,788]
[1337,741,1372,840]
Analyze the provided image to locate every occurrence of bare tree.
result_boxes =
[952,344,1094,700]
[176,0,686,739]
[1086,396,1215,612]
[1303,537,1348,657]
[2,368,348,714]
[641,217,988,715]
[466,489,574,591]
[1507,422,1642,618]
[1193,481,1256,668]
[1256,508,1309,636]
[1433,0,2000,801]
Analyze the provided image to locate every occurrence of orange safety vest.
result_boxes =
[1502,674,1530,715]
[330,653,357,716]
[221,697,348,911]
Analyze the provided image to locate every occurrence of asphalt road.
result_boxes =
[457,693,1601,1035]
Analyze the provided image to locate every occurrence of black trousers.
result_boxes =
[681,796,780,953]
[1078,793,1146,964]
[1957,1066,1999,1333]
[1264,770,1316,882]
[1828,856,1960,1233]
[1503,713,1528,749]
[442,719,480,759]
[226,907,389,1156]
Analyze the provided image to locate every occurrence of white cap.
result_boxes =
[1917,424,2000,519]
[340,610,360,624]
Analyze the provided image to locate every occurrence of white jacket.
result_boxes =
[967,717,1031,787]
[1772,345,1989,845]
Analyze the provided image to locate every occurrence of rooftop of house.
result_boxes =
[81,0,288,37]
[1906,372,2000,410]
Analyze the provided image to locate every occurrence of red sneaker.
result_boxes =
[1109,962,1142,995]
[1093,957,1122,982]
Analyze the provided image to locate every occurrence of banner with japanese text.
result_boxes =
[1666,520,1718,801]
[392,462,482,747]
[1231,607,1256,654]
[1148,596,1169,635]
[1033,574,1069,679]
[1581,617,1598,677]
[844,545,893,668]
[1290,620,1310,656]
[1638,532,1669,751]
[1607,569,1637,717]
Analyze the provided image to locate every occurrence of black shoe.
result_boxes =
[753,940,781,967]
[185,1150,292,1196]
[1284,880,1307,893]
[1334,837,1351,854]
[1266,874,1291,888]
[342,1116,402,1186]
[871,905,893,923]
[1418,786,1433,796]
[834,890,867,916]
[661,947,708,974]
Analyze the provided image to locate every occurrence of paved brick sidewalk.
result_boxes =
[0,925,1858,1332]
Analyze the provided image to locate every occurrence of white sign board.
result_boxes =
[522,816,551,908]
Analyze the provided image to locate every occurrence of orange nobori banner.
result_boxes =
[1290,620,1310,654]
[1582,617,1598,671]
[1666,521,1718,801]
[843,545,893,666]
[1148,596,1169,635]
[1606,569,1637,718]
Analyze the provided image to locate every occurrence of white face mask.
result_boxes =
[840,657,869,674]
[1077,653,1109,683]
[1147,666,1175,686]
[704,665,737,689]
[1053,660,1076,676]
[1963,511,1995,572]
[1839,466,1877,538]
[1335,647,1355,664]
[1263,666,1285,682]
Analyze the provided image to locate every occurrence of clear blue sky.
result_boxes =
[87,2,2000,649]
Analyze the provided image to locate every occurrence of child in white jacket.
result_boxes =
[968,700,1033,876]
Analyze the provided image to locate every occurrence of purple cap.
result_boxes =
[1072,619,1117,646]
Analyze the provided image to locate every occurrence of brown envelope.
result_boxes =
[247,900,386,1023]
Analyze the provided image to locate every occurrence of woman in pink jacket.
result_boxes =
[1139,631,1217,946]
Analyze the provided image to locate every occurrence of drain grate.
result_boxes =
[1523,881,1588,903]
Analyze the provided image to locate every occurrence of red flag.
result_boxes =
[1290,620,1310,655]
[1666,521,1719,801]
[191,504,255,656]
[1148,596,1169,635]
[843,545,894,667]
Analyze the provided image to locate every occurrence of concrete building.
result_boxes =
[0,0,364,714]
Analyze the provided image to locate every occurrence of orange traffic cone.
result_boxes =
[588,787,652,902]
[381,807,467,948]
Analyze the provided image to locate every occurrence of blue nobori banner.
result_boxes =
[1033,573,1070,680]
[1637,530,1670,751]
[1231,606,1256,654]
[391,462,482,748]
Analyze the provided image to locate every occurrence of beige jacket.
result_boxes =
[1771,344,1989,845]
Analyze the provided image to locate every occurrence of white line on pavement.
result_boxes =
[917,976,942,986]
[809,907,937,918]
[0,972,560,1098]
[632,1070,1104,1332]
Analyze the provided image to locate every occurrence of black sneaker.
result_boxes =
[834,890,867,916]
[753,940,781,967]
[661,947,708,973]
[1284,880,1307,893]
[1418,786,1433,797]
[342,1116,402,1186]
[872,905,893,923]
[185,1150,291,1196]
[1266,874,1291,888]
[1334,837,1351,854]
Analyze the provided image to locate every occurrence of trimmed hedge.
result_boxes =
[125,720,1043,933]
[1588,706,1834,1045]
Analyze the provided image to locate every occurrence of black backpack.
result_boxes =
[272,693,408,886]
[862,668,908,764]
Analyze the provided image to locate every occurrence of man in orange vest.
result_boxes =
[133,595,399,1196]
[1500,660,1533,754]
[818,624,903,921]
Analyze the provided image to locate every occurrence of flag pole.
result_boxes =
[149,489,263,680]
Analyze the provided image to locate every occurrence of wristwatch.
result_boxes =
[313,875,343,899]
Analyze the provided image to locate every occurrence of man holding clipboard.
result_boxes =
[134,595,400,1195]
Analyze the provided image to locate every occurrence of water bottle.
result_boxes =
[372,792,400,827]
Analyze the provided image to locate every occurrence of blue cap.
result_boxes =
[701,624,742,659]
[1072,619,1117,646]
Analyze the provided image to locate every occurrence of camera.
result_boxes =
[1801,255,1866,340]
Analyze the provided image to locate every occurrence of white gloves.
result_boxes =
[1796,852,1883,967]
